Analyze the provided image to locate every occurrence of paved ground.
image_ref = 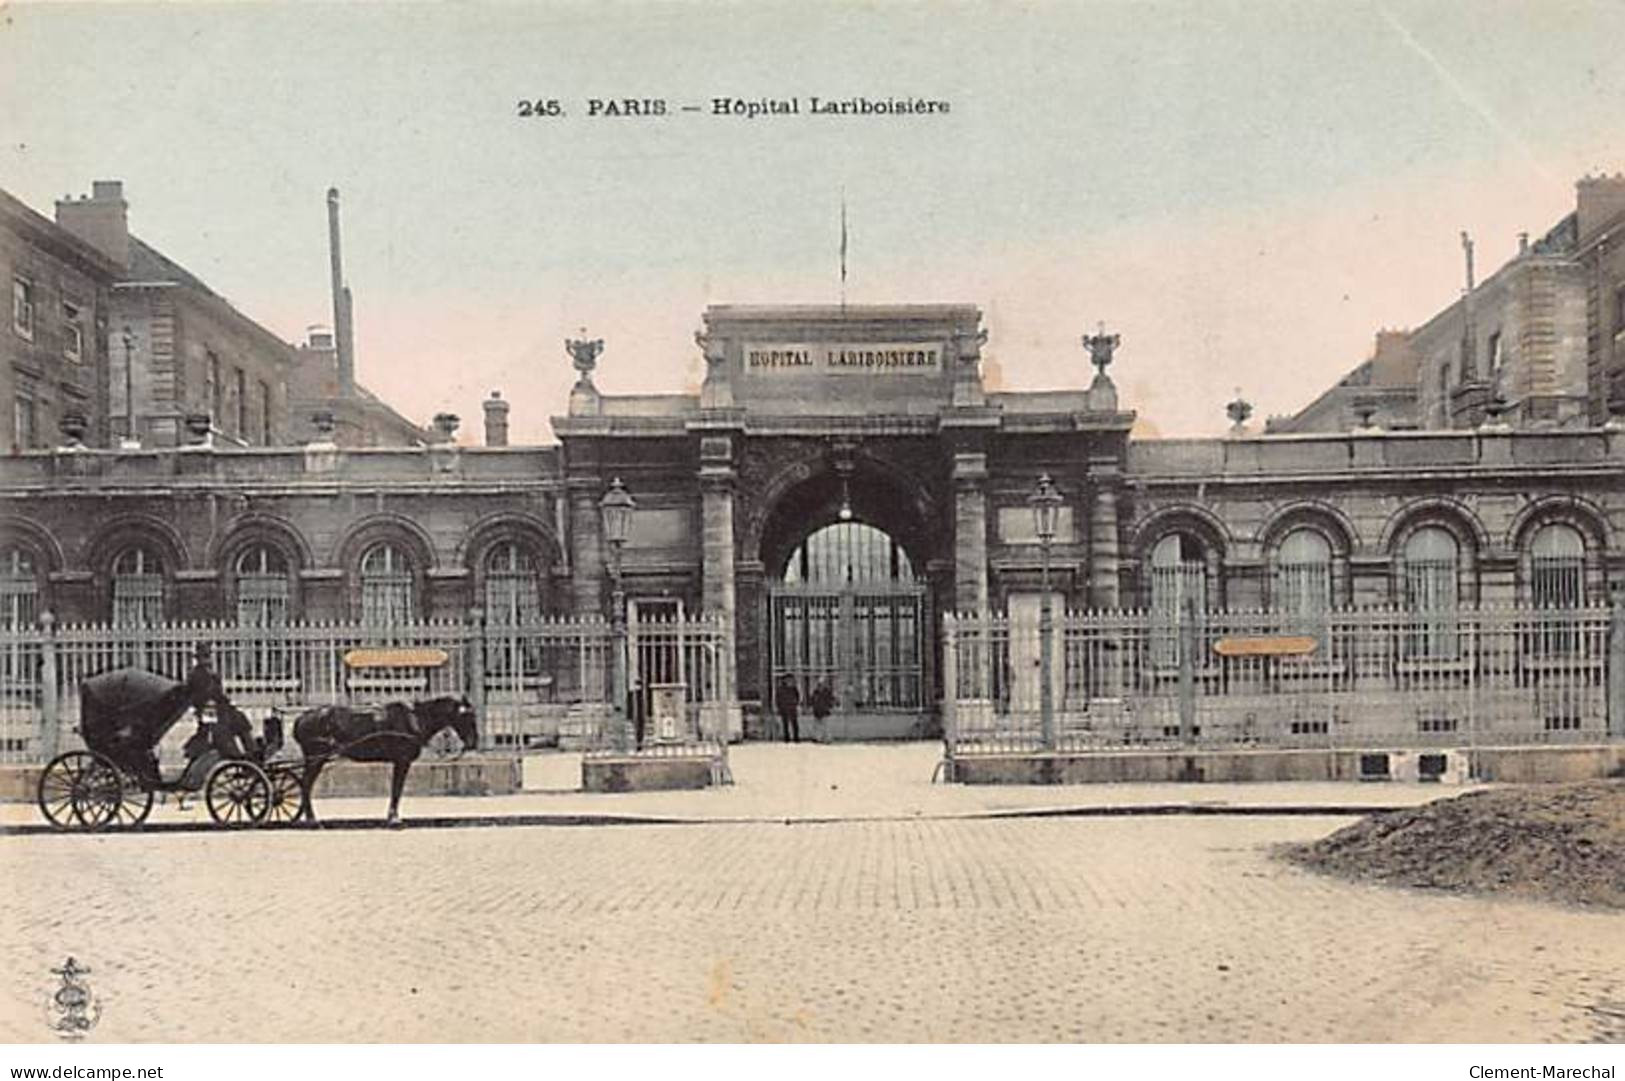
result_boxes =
[1,742,1468,829]
[4,802,1623,1041]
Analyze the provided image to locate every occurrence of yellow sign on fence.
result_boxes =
[1211,636,1319,658]
[343,647,450,670]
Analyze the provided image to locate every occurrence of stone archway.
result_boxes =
[756,456,941,741]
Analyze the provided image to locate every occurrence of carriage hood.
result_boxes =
[78,668,188,742]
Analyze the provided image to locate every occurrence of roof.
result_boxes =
[0,188,122,277]
[121,236,297,366]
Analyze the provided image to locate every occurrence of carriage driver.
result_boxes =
[184,644,252,764]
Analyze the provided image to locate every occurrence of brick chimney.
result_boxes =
[55,181,130,267]
[483,390,510,447]
[1369,329,1418,387]
[1577,173,1625,243]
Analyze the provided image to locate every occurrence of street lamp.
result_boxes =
[1029,473,1063,750]
[599,477,636,751]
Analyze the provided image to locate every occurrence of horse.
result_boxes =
[291,696,478,825]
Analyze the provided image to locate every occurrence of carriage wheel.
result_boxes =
[36,752,122,831]
[204,761,271,827]
[263,766,307,825]
[111,772,155,828]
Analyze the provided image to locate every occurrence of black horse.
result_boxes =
[291,697,478,825]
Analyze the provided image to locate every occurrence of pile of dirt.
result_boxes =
[1285,779,1625,909]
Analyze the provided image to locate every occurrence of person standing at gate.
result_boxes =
[775,674,801,743]
[809,678,834,742]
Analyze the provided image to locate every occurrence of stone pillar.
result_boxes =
[1609,593,1625,739]
[699,438,737,619]
[735,560,767,734]
[1089,475,1122,610]
[568,478,604,616]
[699,436,741,739]
[952,452,989,613]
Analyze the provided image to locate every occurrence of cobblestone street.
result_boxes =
[4,809,1623,1043]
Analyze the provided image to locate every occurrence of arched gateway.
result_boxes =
[553,303,1133,741]
[763,474,934,736]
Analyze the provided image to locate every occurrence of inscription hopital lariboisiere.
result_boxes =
[745,345,942,372]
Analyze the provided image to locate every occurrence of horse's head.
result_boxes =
[451,696,479,752]
[420,696,478,752]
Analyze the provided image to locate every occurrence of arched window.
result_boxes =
[1403,527,1458,658]
[359,542,415,626]
[234,545,290,627]
[1274,529,1332,624]
[1149,533,1207,666]
[1529,524,1584,610]
[232,545,291,682]
[111,545,164,627]
[782,522,914,586]
[0,547,38,630]
[484,542,541,625]
[1,548,39,693]
[1150,533,1206,616]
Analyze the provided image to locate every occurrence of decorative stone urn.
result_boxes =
[57,411,89,447]
[183,412,213,445]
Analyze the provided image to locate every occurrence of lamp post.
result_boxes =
[1029,473,1063,750]
[599,477,636,751]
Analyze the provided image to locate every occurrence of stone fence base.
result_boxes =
[0,755,521,804]
[581,753,723,793]
[947,744,1625,785]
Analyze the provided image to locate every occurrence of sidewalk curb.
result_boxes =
[0,801,1400,837]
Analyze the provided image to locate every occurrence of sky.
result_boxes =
[2,1,1622,442]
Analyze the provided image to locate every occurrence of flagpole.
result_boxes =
[840,188,848,312]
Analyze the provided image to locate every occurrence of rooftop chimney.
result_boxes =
[1576,173,1625,243]
[483,390,510,447]
[327,188,356,398]
[55,180,130,267]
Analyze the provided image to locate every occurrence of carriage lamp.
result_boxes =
[600,477,636,550]
[1029,473,1062,544]
[1028,474,1063,750]
[599,478,636,751]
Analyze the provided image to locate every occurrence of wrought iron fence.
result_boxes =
[944,603,1625,756]
[0,610,735,764]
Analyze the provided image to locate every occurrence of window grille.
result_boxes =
[1150,533,1206,666]
[112,546,164,628]
[1402,527,1458,659]
[1274,529,1332,637]
[360,542,414,628]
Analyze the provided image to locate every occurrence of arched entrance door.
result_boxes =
[770,521,926,732]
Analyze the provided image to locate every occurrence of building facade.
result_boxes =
[4,302,1621,740]
[2,189,117,453]
[1578,174,1625,424]
[1274,174,1625,435]
[3,181,429,452]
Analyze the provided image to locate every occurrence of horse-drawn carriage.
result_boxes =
[36,667,306,831]
[36,662,480,830]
